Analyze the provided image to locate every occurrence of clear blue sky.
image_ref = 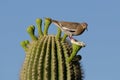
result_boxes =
[0,0,120,80]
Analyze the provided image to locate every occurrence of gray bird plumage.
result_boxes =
[50,18,88,39]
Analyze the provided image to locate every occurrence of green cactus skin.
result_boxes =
[20,18,85,80]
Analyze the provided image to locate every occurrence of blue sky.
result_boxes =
[0,0,120,80]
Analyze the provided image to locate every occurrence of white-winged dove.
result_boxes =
[50,19,88,39]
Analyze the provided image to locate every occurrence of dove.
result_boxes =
[50,19,88,39]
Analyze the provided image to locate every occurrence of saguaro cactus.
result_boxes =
[20,18,85,80]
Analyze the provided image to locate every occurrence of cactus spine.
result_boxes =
[20,18,85,80]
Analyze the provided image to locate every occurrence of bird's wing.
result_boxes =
[62,27,76,32]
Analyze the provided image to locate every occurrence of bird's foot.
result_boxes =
[69,36,76,41]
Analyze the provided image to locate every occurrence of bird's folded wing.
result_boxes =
[62,27,76,32]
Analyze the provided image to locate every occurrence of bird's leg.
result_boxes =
[69,35,74,40]
[69,36,72,39]
[69,35,77,41]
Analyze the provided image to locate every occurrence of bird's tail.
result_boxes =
[50,19,61,28]
[51,19,59,24]
[44,17,58,24]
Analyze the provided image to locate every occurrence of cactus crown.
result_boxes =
[20,18,85,80]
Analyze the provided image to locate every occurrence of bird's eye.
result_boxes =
[83,24,86,26]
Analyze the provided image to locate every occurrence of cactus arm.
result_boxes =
[61,34,68,42]
[20,40,29,51]
[67,39,85,62]
[56,27,62,39]
[27,25,38,40]
[67,43,82,62]
[36,18,43,36]
[43,18,51,35]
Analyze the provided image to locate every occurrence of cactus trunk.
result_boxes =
[20,18,85,80]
